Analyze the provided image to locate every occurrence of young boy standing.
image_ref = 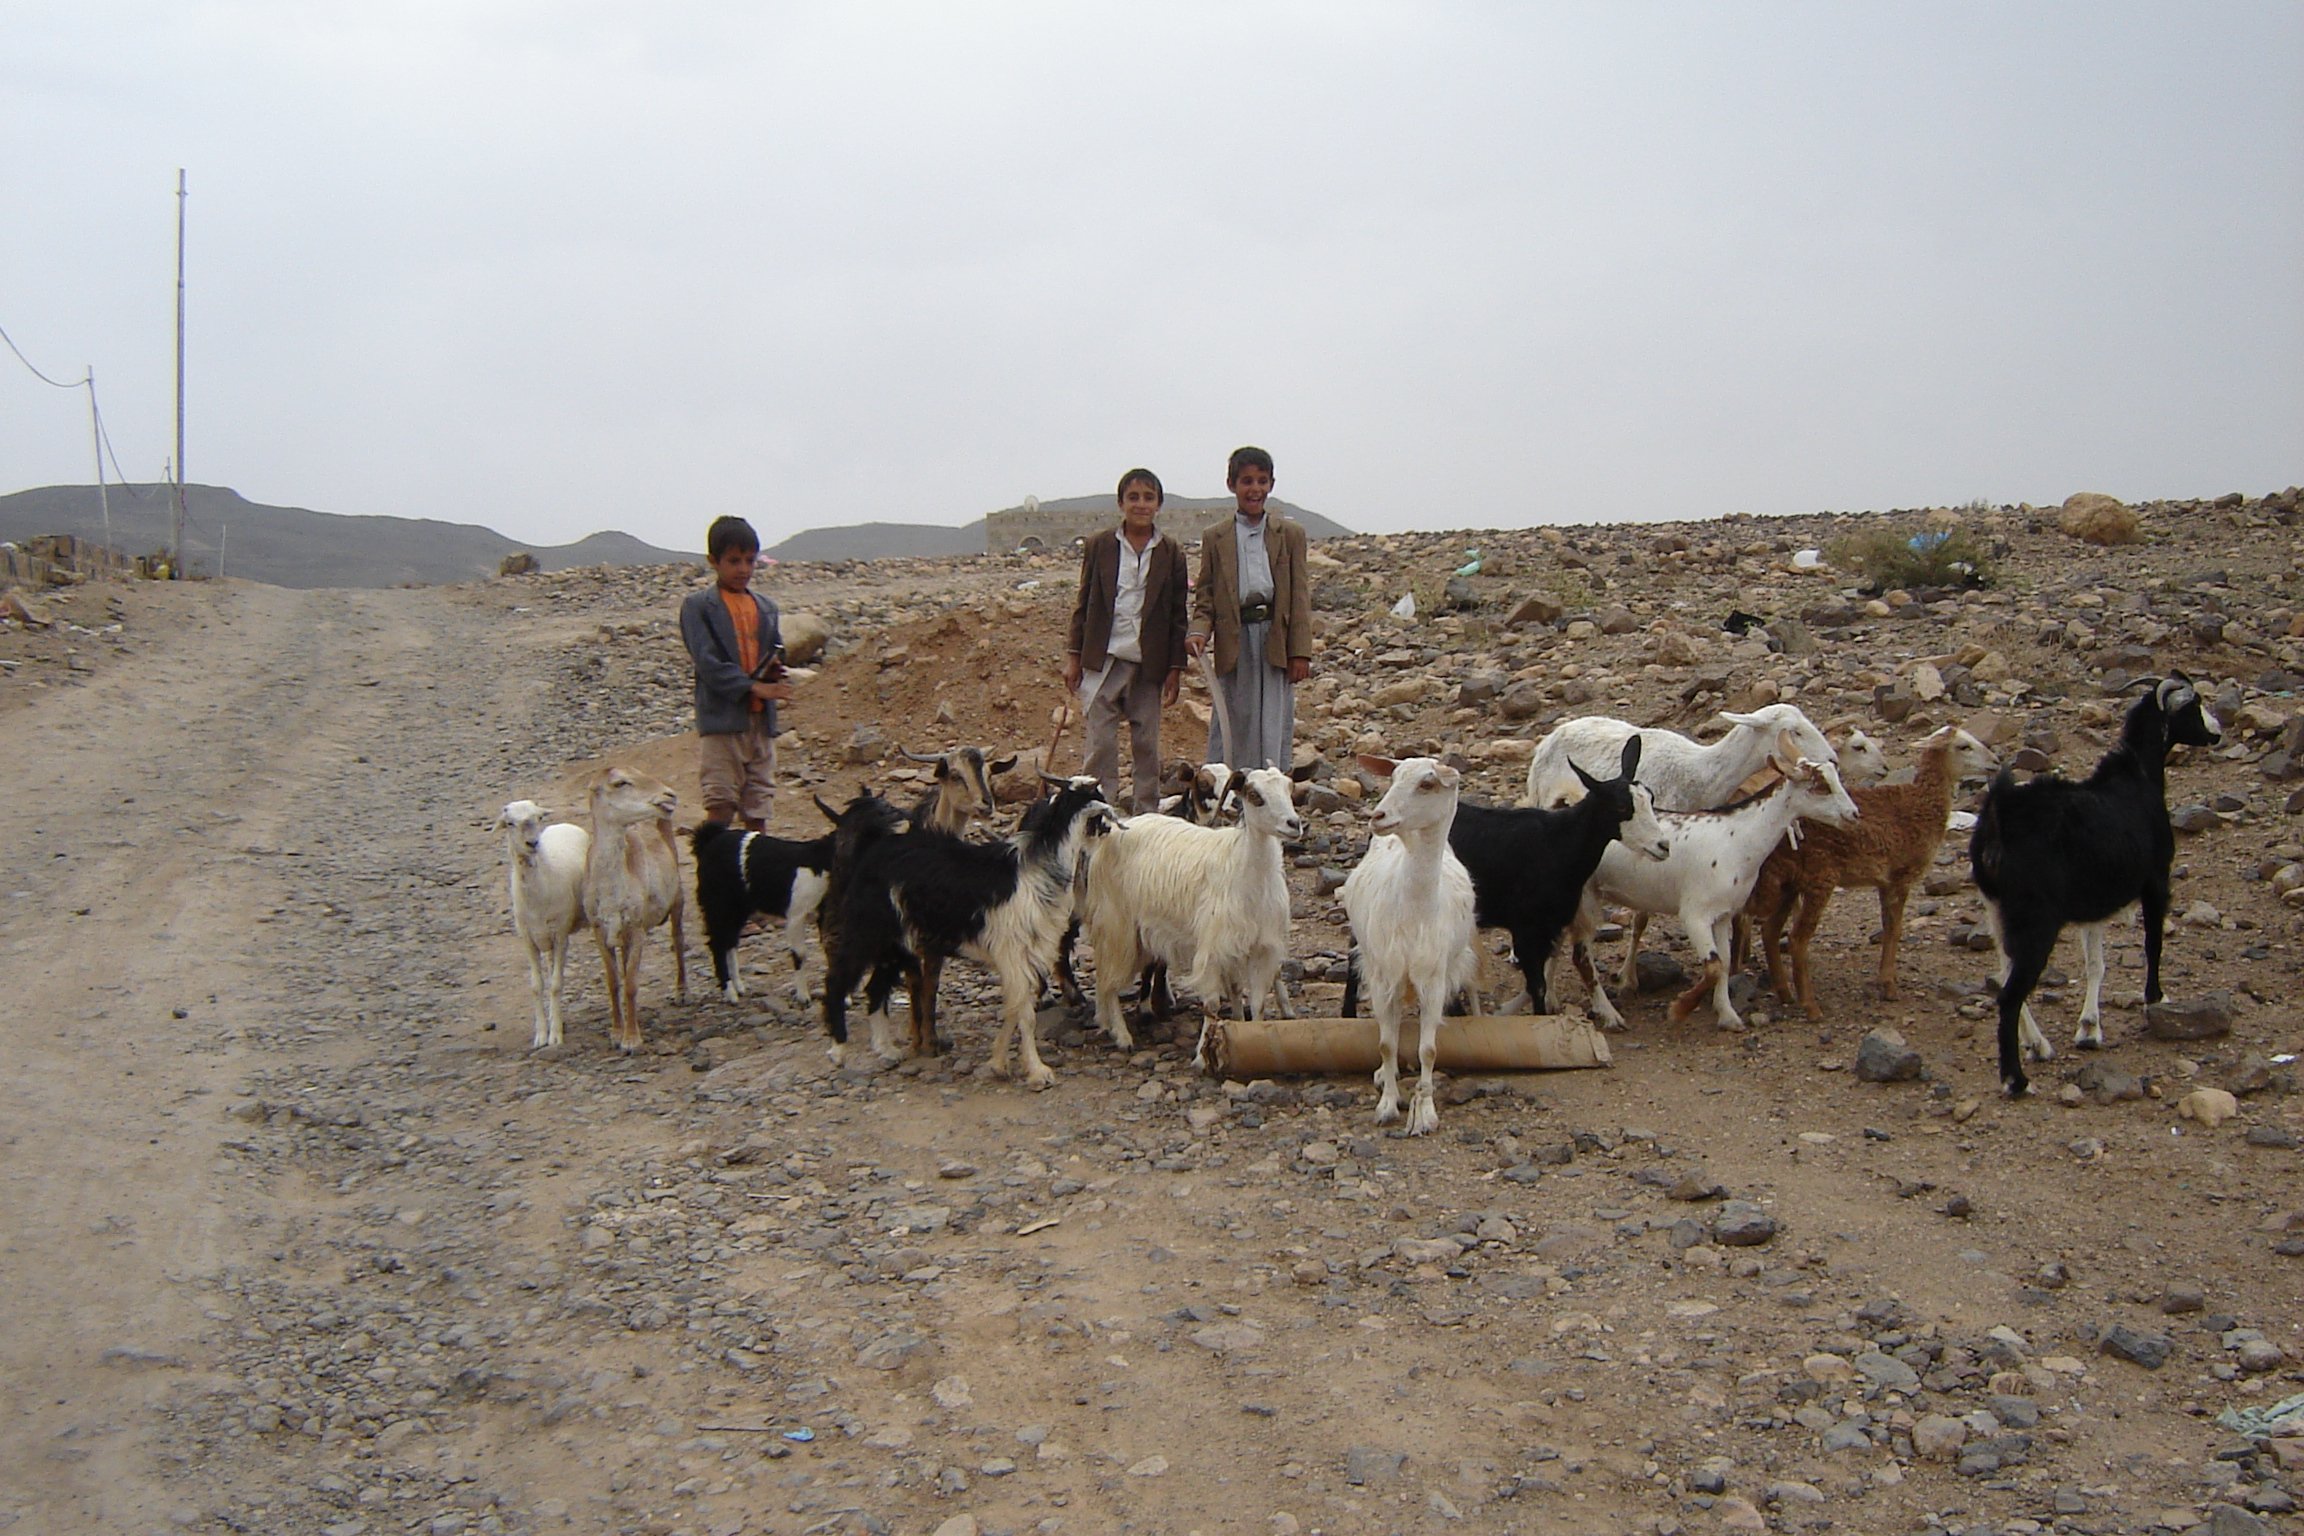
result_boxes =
[1064,467,1190,811]
[680,516,793,831]
[1187,446,1313,771]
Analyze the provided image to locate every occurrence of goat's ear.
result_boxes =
[1239,776,1265,809]
[1618,732,1643,779]
[1719,709,1762,728]
[1436,763,1462,789]
[1571,758,1603,794]
[989,754,1018,774]
[813,794,841,824]
[1355,753,1398,778]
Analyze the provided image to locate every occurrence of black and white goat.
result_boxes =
[691,812,843,1009]
[1969,674,2222,1097]
[820,776,1115,1088]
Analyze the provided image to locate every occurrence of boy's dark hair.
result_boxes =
[1116,467,1164,505]
[1226,445,1274,485]
[707,516,761,561]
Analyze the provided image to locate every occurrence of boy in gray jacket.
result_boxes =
[679,516,792,831]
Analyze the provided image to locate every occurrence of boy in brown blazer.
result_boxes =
[1186,446,1313,770]
[1064,468,1190,811]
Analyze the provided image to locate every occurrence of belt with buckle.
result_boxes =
[1237,599,1274,624]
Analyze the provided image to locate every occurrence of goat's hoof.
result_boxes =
[2074,1025,2104,1051]
[1025,1067,1057,1091]
[1713,1015,1746,1033]
[1374,1098,1401,1125]
[2002,1072,2030,1099]
[1405,1099,1438,1137]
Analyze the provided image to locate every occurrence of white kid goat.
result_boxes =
[499,799,590,1049]
[1569,742,1859,1030]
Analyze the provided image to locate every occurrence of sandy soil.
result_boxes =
[1,509,2298,1536]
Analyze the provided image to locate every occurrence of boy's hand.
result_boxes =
[1162,669,1181,707]
[1185,633,1208,659]
[1286,658,1311,685]
[1063,655,1083,692]
[751,681,794,703]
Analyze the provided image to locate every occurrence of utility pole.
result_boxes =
[172,168,188,579]
[86,367,112,555]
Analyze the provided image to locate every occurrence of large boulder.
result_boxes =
[2058,493,2141,545]
[781,610,832,665]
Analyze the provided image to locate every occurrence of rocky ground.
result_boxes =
[2,491,2300,1536]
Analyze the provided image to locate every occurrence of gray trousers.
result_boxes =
[1083,659,1165,812]
[1205,619,1295,771]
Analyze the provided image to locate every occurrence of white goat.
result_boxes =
[1524,703,1839,811]
[1837,728,1889,786]
[1341,756,1480,1137]
[499,799,591,1049]
[582,767,688,1053]
[1568,744,1859,1030]
[1081,766,1304,1050]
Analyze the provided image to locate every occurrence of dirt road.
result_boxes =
[1,565,2297,1536]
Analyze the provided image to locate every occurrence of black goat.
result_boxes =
[821,777,1114,1088]
[1970,674,2222,1097]
[1343,735,1659,1016]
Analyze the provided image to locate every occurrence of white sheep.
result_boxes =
[583,767,688,1053]
[1081,765,1304,1051]
[1523,703,1839,811]
[1341,756,1480,1137]
[499,799,590,1049]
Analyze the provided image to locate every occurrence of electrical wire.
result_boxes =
[0,320,88,389]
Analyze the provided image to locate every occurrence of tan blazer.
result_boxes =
[1190,513,1314,676]
[1066,528,1191,678]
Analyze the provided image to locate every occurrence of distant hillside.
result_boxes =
[765,520,987,562]
[0,485,689,589]
[1,482,1353,587]
[769,497,1352,562]
[986,495,1350,541]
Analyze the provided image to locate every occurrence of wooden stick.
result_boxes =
[1047,694,1074,768]
[1198,648,1236,767]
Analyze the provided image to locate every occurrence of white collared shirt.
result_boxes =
[1108,531,1154,662]
[1235,514,1274,607]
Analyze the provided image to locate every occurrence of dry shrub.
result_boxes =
[1825,525,1997,592]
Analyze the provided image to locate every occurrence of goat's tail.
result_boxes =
[1968,767,2015,883]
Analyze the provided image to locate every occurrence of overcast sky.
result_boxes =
[5,3,2300,554]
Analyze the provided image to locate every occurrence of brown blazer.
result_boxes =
[1066,528,1191,679]
[1190,513,1314,676]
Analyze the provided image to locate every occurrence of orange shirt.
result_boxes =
[721,588,764,712]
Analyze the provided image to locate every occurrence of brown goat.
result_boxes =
[1740,726,1997,1018]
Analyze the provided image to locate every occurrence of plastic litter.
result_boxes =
[781,1426,816,1443]
[1791,549,1824,569]
[1391,593,1417,620]
[2217,1391,2304,1441]
[1908,530,1951,555]
[1454,549,1483,577]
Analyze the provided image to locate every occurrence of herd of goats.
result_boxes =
[497,672,2222,1132]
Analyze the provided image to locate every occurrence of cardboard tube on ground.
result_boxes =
[1202,1015,1612,1079]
